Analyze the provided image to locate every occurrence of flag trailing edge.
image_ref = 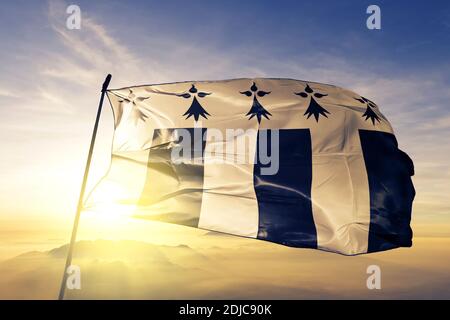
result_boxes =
[84,78,415,255]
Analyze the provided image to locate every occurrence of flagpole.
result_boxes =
[58,74,112,300]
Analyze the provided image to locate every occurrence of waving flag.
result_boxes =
[85,78,415,255]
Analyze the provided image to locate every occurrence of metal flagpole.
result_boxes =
[58,74,112,300]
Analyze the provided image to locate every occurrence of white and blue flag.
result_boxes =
[85,78,415,255]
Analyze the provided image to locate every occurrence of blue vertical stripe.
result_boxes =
[255,129,317,248]
[359,130,415,253]
[138,128,206,227]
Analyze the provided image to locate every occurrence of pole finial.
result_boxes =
[102,74,112,92]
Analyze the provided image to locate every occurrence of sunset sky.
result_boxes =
[0,0,450,265]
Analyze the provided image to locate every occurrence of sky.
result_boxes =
[0,0,450,257]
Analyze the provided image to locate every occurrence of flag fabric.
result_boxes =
[85,78,415,255]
